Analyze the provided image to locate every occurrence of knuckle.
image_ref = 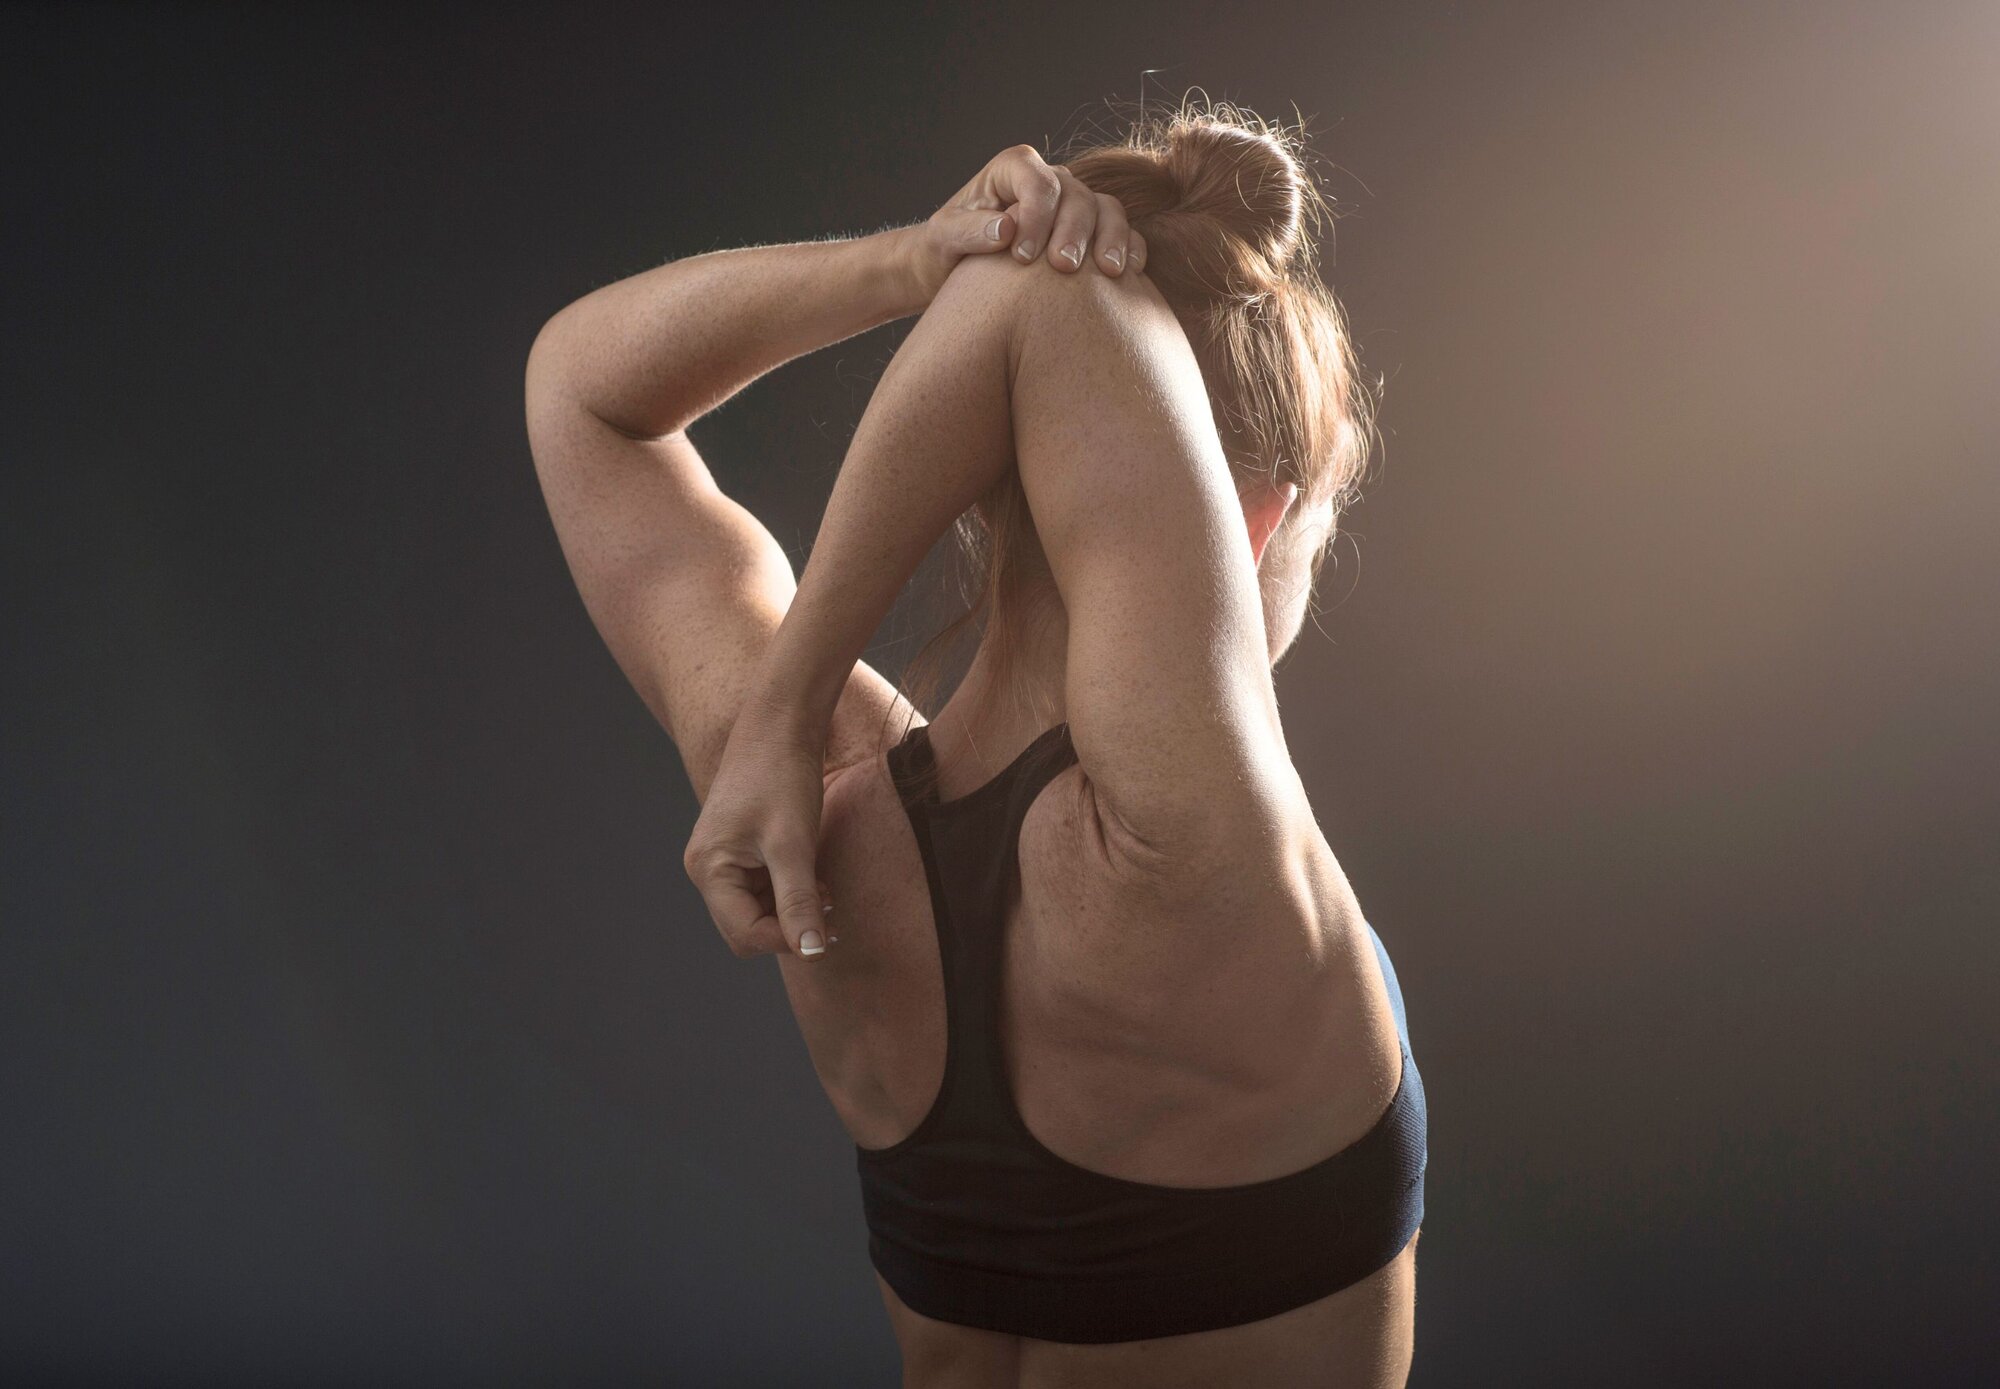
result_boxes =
[776,884,823,918]
[766,830,813,865]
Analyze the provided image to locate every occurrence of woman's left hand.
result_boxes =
[894,143,1148,309]
[683,701,835,963]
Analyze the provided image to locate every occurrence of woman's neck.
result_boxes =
[920,613,1069,800]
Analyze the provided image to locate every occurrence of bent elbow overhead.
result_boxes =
[524,306,590,404]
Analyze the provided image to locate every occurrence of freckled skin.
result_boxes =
[766,257,1414,1389]
[530,134,1408,1383]
[777,736,1413,1389]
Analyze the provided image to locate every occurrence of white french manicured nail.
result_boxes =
[1016,239,1037,260]
[986,215,1006,240]
[1059,244,1081,267]
[800,929,825,956]
[1104,246,1123,268]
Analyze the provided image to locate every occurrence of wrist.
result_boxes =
[747,626,848,749]
[859,224,928,321]
[732,690,818,752]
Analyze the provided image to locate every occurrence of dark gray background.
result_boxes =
[6,1,1997,1383]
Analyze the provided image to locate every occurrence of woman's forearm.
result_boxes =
[750,259,1023,743]
[535,225,928,440]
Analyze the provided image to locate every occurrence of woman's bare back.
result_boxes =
[774,722,1417,1388]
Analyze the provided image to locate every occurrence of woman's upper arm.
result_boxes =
[522,378,915,807]
[1003,262,1301,876]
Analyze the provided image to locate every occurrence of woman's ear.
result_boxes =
[1244,481,1300,568]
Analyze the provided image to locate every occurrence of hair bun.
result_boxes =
[1158,115,1305,273]
[1063,100,1326,307]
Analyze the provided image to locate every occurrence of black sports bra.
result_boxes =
[854,719,1427,1344]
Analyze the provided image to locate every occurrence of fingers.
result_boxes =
[1001,144,1063,267]
[733,915,790,960]
[1089,191,1132,276]
[767,844,831,959]
[940,204,1015,259]
[686,834,831,962]
[687,861,787,960]
[989,146,1151,280]
[1040,167,1100,273]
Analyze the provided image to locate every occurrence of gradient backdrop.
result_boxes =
[6,1,1997,1383]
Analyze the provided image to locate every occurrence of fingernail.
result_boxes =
[986,214,1006,240]
[1016,239,1037,260]
[800,929,825,956]
[1104,246,1123,269]
[821,901,833,915]
[1058,244,1081,268]
[827,934,840,945]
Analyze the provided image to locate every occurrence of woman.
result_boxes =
[525,101,1425,1388]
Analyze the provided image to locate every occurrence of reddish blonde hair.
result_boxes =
[897,97,1379,738]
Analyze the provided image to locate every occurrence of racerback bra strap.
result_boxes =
[862,716,1427,1343]
[885,720,1077,1123]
